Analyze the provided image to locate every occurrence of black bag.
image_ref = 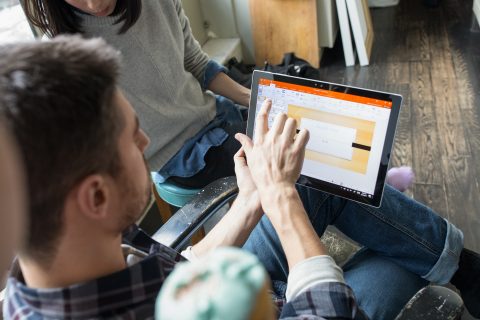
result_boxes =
[227,52,320,89]
[263,52,320,79]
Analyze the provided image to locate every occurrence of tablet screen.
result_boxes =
[248,71,402,207]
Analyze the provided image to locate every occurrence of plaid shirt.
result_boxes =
[3,226,368,320]
[275,283,368,319]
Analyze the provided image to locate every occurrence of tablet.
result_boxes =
[247,71,402,207]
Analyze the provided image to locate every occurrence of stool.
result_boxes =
[151,173,202,207]
[151,173,205,243]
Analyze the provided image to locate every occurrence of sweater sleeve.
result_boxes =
[173,0,210,83]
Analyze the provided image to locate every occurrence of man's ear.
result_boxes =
[74,175,111,220]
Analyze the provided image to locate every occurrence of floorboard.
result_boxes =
[319,1,480,317]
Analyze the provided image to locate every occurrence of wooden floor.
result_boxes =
[320,3,480,317]
[320,0,480,256]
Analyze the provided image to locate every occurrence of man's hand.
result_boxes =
[234,147,257,197]
[235,99,327,269]
[190,143,262,258]
[235,99,309,196]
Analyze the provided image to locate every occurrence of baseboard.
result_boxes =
[202,38,242,65]
[474,0,480,27]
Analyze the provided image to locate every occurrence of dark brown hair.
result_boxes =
[24,0,142,37]
[0,36,124,261]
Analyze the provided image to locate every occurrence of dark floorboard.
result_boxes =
[320,1,480,317]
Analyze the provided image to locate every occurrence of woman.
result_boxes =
[25,0,250,188]
[23,0,414,191]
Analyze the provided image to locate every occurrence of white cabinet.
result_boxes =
[182,0,243,64]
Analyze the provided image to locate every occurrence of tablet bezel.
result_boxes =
[247,70,402,207]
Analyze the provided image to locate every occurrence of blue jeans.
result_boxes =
[165,96,247,189]
[243,184,464,318]
[343,248,429,319]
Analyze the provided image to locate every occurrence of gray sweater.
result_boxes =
[79,0,217,170]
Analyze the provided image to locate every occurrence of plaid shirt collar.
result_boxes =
[5,226,185,320]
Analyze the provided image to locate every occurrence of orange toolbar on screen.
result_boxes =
[259,79,392,109]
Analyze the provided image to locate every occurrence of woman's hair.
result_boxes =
[24,0,142,37]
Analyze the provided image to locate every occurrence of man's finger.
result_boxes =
[282,117,297,142]
[235,133,253,154]
[271,112,288,136]
[255,99,272,139]
[294,128,310,151]
[233,147,247,167]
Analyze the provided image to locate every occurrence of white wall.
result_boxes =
[200,0,237,38]
[232,0,255,64]
[182,0,208,45]
[183,0,254,63]
[474,0,480,27]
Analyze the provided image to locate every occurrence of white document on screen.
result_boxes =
[299,118,357,161]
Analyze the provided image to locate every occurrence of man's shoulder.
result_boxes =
[4,253,168,320]
[3,228,182,320]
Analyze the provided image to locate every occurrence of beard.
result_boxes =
[117,157,152,231]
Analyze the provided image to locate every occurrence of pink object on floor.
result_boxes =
[386,166,415,192]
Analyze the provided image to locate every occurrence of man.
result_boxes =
[0,36,478,319]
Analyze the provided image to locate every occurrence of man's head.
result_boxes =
[0,120,27,272]
[0,36,151,264]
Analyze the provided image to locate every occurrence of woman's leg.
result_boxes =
[169,120,245,188]
[168,97,246,188]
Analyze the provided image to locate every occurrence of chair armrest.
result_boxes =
[394,285,463,320]
[152,176,238,251]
